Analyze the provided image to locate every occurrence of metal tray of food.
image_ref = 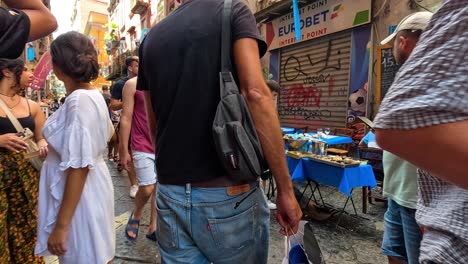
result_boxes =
[286,151,316,159]
[307,155,363,168]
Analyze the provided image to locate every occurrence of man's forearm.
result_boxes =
[4,0,57,41]
[119,116,131,152]
[245,93,292,193]
[376,121,468,189]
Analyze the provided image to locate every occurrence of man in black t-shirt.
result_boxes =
[110,56,140,198]
[110,56,139,111]
[1,0,57,59]
[137,0,301,262]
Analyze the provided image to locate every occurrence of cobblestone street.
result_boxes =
[46,159,387,264]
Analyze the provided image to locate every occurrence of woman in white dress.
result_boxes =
[35,31,115,263]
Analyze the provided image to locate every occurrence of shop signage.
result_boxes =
[266,0,371,50]
[31,51,52,91]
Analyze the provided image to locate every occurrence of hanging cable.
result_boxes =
[412,0,432,12]
[373,0,389,18]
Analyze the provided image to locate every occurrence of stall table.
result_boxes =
[287,156,377,225]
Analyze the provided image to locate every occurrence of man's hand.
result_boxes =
[119,148,132,171]
[0,133,28,152]
[47,225,69,256]
[275,189,302,235]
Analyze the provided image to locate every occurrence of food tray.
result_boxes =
[286,151,316,159]
[307,156,361,168]
[284,139,308,150]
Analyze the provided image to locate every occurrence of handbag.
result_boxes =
[0,97,43,171]
[212,0,269,182]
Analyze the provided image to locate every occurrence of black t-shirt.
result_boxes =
[0,8,30,59]
[110,77,128,100]
[137,0,267,185]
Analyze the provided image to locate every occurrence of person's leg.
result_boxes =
[147,186,157,236]
[7,181,44,263]
[126,184,155,239]
[192,183,270,264]
[0,179,11,263]
[382,199,408,264]
[127,164,138,187]
[127,151,157,239]
[156,184,211,264]
[400,206,423,264]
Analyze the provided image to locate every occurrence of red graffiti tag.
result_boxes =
[284,84,322,108]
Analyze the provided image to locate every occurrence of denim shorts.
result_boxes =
[156,182,270,264]
[132,151,157,186]
[382,199,423,264]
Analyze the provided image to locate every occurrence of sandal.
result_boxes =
[125,212,140,241]
[117,163,123,172]
[146,230,157,242]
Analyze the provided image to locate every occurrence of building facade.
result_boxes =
[71,0,111,89]
[105,0,158,80]
[253,0,442,133]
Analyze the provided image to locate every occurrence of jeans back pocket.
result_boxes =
[207,205,255,250]
[156,200,179,249]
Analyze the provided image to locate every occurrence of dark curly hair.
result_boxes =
[0,58,25,86]
[50,31,99,83]
[125,56,139,67]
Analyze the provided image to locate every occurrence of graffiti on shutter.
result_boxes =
[279,30,351,131]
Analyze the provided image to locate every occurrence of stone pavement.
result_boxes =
[46,159,387,264]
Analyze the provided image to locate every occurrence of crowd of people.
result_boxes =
[0,0,467,264]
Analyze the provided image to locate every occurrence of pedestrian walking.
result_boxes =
[0,58,48,263]
[375,2,468,263]
[119,77,157,242]
[111,56,140,198]
[35,31,115,263]
[137,0,302,263]
[378,11,433,264]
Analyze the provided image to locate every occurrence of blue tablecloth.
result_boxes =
[285,133,352,151]
[287,156,377,196]
[307,133,353,145]
[281,127,296,134]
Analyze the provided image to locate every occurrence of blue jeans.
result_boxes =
[156,182,270,264]
[382,199,423,264]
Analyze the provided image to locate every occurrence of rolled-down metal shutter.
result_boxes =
[278,29,352,131]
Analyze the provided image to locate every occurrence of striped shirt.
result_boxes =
[374,1,468,263]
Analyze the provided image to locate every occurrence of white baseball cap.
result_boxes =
[381,11,433,45]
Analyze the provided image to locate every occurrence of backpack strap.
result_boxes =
[220,0,233,73]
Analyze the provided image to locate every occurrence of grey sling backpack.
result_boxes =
[212,0,270,182]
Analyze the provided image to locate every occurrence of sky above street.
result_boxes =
[50,0,74,37]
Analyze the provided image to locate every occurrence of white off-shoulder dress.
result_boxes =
[35,89,115,264]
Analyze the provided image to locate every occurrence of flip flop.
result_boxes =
[146,230,157,242]
[125,212,140,241]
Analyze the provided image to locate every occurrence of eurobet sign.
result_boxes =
[266,0,371,50]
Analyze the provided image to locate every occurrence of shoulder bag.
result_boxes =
[0,97,43,171]
[212,0,269,182]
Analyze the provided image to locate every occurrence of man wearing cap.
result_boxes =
[375,2,468,264]
[378,11,432,264]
